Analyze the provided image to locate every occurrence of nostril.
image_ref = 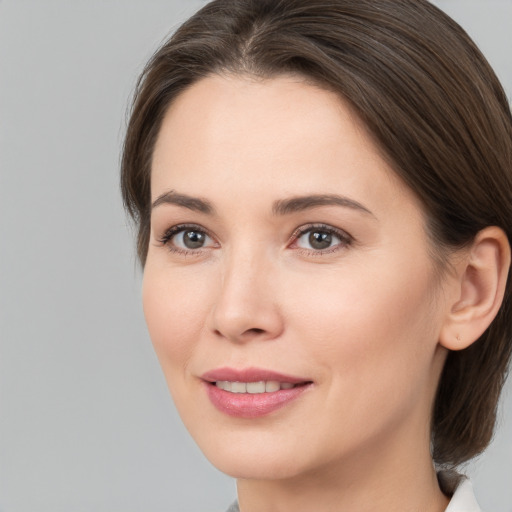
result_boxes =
[247,328,265,335]
[213,327,265,338]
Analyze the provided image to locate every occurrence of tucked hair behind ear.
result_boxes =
[121,0,512,468]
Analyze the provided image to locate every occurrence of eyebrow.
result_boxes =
[151,191,373,218]
[272,194,374,217]
[152,191,214,214]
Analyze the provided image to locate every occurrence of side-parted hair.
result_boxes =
[121,0,512,468]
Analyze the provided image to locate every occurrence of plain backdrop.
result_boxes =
[1,1,511,511]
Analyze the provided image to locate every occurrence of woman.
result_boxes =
[121,1,512,510]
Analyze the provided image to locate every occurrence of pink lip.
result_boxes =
[201,367,313,419]
[201,367,309,384]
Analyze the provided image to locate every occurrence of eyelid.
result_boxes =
[156,222,352,255]
[288,223,353,253]
[157,223,218,252]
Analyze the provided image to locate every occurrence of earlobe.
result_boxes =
[440,226,511,351]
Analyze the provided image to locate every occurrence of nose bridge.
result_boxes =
[210,240,282,342]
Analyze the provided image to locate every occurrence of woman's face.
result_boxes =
[144,75,450,480]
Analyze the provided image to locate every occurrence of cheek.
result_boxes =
[142,265,212,376]
[286,255,441,387]
[277,257,443,461]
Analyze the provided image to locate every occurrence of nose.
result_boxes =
[208,249,284,343]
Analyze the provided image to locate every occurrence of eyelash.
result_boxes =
[290,223,353,255]
[157,223,353,256]
[157,223,216,256]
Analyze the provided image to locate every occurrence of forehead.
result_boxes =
[154,73,366,144]
[151,74,418,217]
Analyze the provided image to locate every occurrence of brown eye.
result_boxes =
[182,230,207,249]
[308,231,332,250]
[160,226,216,252]
[294,225,351,253]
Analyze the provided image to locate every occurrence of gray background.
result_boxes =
[0,1,510,511]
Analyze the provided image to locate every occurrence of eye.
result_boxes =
[158,224,216,252]
[292,224,352,253]
[174,229,211,249]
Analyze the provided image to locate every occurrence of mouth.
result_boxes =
[201,367,313,418]
[213,380,301,393]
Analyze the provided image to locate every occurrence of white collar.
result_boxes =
[445,478,482,512]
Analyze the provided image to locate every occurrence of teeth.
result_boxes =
[215,380,297,394]
[231,382,247,393]
[216,381,232,392]
[265,380,280,392]
[247,381,266,394]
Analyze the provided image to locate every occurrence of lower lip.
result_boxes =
[204,382,312,418]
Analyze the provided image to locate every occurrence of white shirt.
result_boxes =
[445,478,482,512]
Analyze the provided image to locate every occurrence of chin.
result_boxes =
[189,427,311,480]
[208,451,305,481]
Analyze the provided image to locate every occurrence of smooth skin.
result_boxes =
[143,74,510,512]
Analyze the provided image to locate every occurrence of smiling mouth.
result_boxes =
[201,367,313,416]
[213,380,305,393]
[204,379,313,418]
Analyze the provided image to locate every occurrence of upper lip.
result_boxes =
[201,367,310,384]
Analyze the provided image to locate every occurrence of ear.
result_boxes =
[439,226,511,351]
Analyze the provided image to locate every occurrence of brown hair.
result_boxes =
[121,0,512,468]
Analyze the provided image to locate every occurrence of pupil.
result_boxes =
[309,231,332,250]
[184,231,205,249]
